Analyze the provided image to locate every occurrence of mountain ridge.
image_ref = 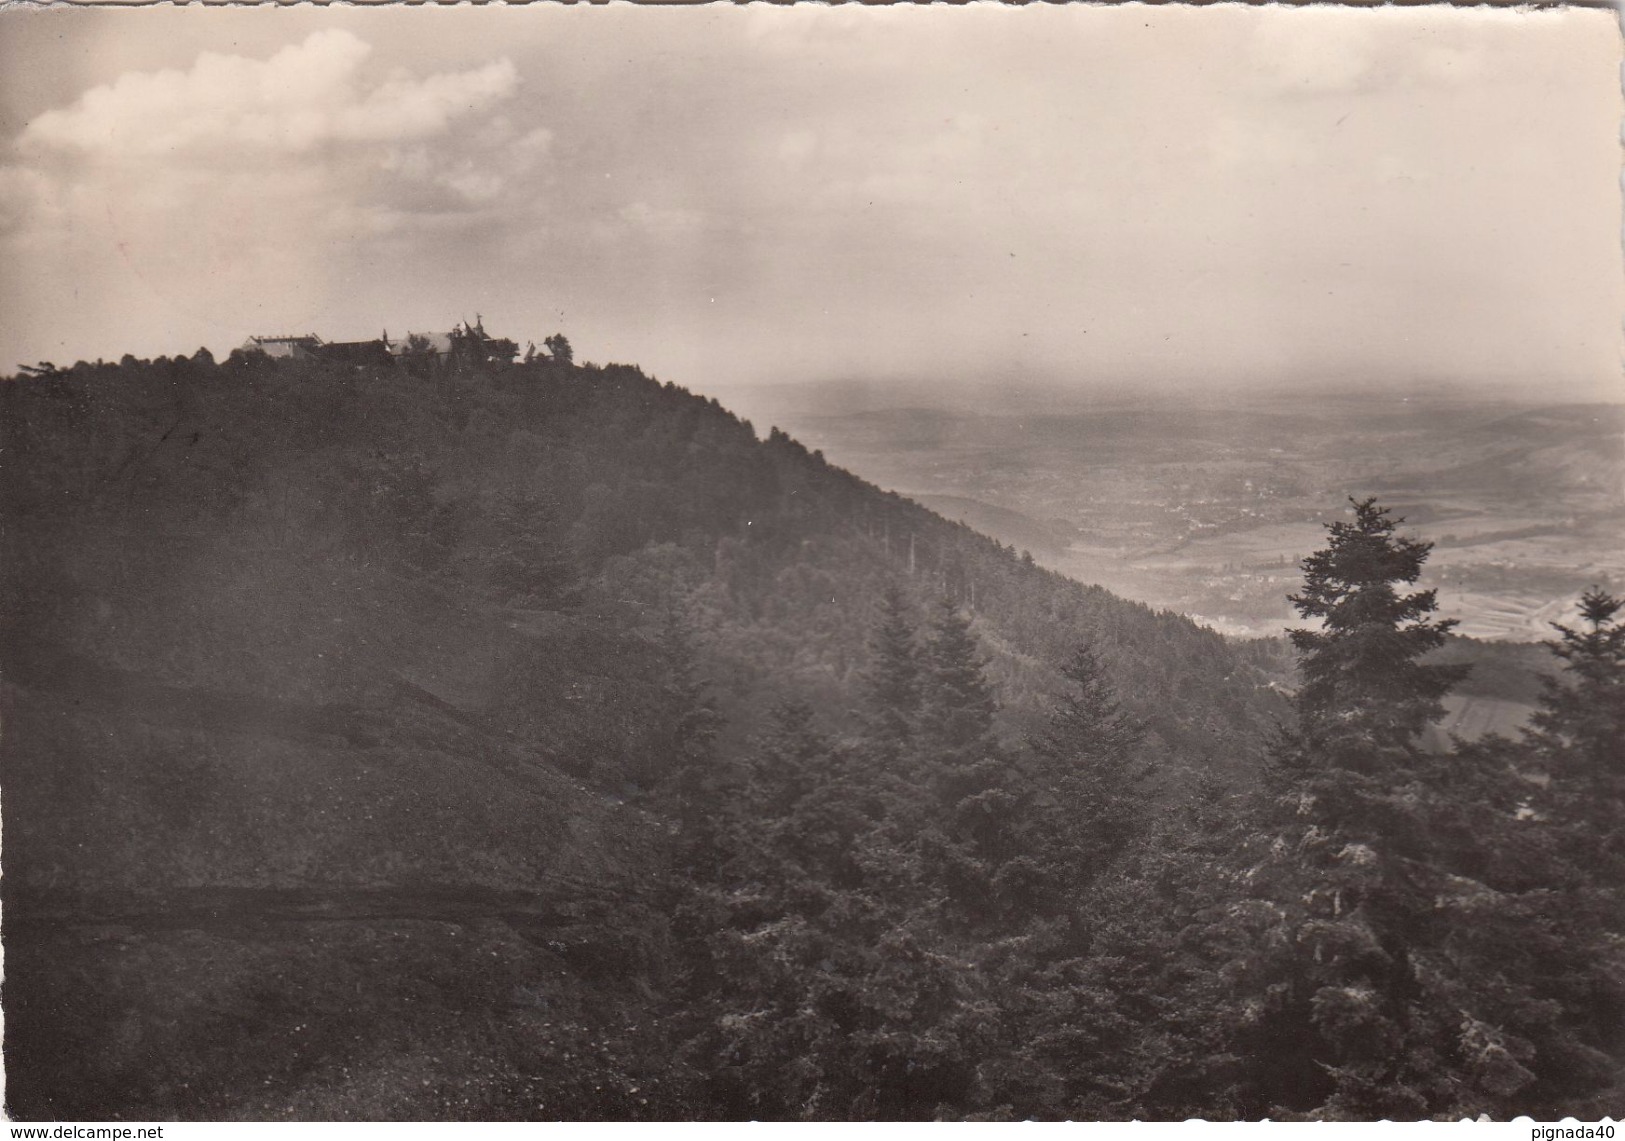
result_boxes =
[1,345,1285,1119]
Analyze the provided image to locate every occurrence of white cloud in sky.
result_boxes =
[20,30,517,158]
[2,28,533,352]
[7,30,529,248]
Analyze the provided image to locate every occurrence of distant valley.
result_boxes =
[717,384,1625,642]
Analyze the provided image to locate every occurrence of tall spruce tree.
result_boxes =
[1529,587,1625,856]
[1026,644,1148,900]
[995,646,1161,1118]
[1508,588,1625,1112]
[858,585,923,763]
[846,596,1032,1117]
[918,596,998,763]
[1235,502,1625,1120]
[1246,498,1478,1119]
[1287,497,1467,753]
[916,596,1026,922]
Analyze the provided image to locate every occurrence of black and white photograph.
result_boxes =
[0,2,1620,1123]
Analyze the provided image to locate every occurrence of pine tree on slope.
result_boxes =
[857,585,923,763]
[1244,498,1480,1119]
[1025,644,1149,904]
[1500,588,1625,1114]
[1529,587,1625,862]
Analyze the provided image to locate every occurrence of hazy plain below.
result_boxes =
[714,380,1625,644]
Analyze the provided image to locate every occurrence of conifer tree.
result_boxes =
[921,600,1009,863]
[1246,588,1625,1122]
[858,585,922,761]
[1237,505,1622,1120]
[1528,587,1625,854]
[919,596,998,763]
[1003,647,1205,1119]
[1499,588,1625,1112]
[915,597,1022,920]
[696,694,997,1122]
[1026,644,1148,898]
[1247,498,1478,1119]
[1287,497,1467,754]
[1016,769,1261,1120]
[837,596,1029,1117]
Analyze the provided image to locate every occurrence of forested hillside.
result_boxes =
[2,344,1619,1120]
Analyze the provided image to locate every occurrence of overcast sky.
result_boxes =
[1,5,1619,400]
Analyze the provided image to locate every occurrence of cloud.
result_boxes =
[6,30,531,244]
[20,30,517,159]
[1,30,532,351]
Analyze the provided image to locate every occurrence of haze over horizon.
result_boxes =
[1,5,1620,402]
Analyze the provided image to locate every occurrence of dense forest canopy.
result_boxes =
[2,343,1619,1120]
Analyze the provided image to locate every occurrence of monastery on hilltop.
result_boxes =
[237,318,543,372]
